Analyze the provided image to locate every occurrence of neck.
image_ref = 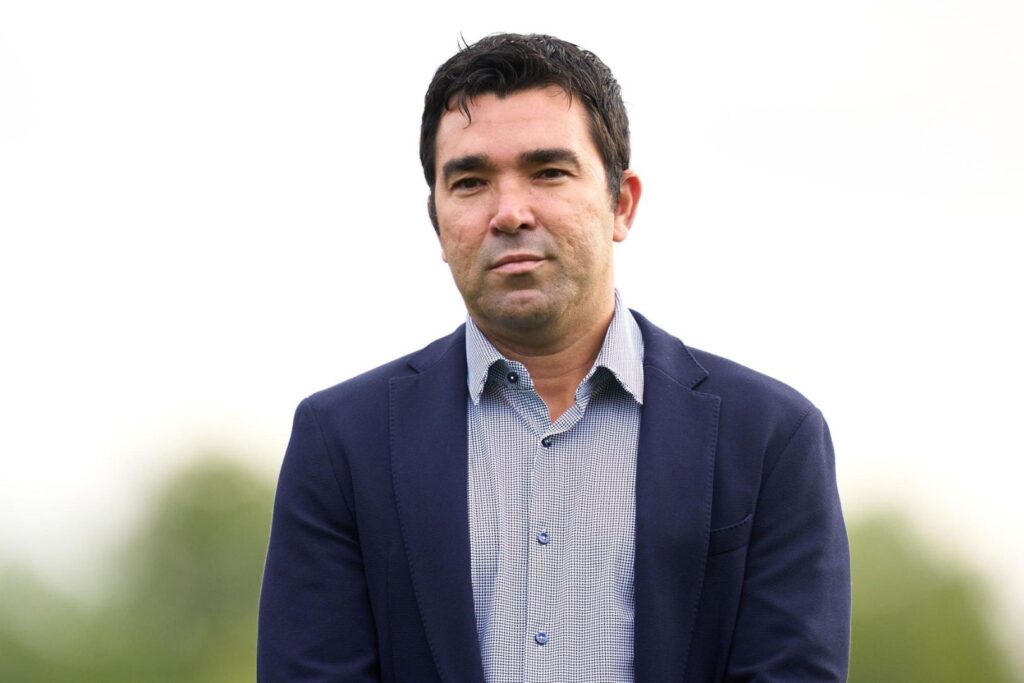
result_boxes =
[474,294,616,422]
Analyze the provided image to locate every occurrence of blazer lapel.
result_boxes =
[632,312,720,682]
[389,326,486,683]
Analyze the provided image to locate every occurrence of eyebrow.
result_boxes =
[441,154,493,185]
[440,148,583,186]
[518,148,581,170]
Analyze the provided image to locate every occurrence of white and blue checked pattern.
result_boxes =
[466,294,644,683]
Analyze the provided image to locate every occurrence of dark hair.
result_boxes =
[421,33,631,232]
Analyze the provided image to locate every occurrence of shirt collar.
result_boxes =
[465,291,645,405]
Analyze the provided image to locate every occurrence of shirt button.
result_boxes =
[535,631,549,645]
[537,530,550,545]
[507,371,518,384]
[541,436,553,447]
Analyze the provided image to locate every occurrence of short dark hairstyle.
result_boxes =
[421,33,631,232]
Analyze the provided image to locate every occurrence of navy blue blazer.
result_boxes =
[258,312,851,682]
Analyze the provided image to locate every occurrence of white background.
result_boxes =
[2,0,1021,661]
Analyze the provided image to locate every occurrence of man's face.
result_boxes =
[432,86,638,337]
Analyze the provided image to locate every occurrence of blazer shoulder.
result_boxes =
[689,346,819,426]
[632,309,816,417]
[302,323,466,417]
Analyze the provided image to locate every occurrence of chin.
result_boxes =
[475,291,560,331]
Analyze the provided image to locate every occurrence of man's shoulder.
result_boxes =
[634,311,819,426]
[690,347,813,412]
[302,323,467,413]
[645,323,825,465]
[689,347,823,451]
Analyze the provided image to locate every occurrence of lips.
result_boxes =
[489,253,545,274]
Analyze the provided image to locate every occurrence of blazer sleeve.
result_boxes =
[724,407,852,681]
[257,398,381,682]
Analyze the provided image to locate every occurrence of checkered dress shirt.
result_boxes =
[466,294,644,683]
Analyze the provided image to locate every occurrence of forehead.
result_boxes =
[434,86,599,170]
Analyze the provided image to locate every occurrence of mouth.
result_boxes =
[489,253,546,274]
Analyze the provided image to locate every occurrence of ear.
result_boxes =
[612,170,642,243]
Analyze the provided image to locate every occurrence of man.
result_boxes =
[258,33,850,682]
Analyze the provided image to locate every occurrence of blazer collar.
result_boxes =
[630,309,708,389]
[392,314,719,682]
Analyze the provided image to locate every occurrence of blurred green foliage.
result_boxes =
[0,457,273,683]
[848,514,1018,682]
[0,458,1019,681]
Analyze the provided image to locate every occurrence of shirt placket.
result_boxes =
[524,395,593,682]
[524,416,559,683]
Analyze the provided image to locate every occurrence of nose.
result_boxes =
[488,180,535,234]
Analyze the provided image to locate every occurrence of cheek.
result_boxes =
[440,221,474,255]
[553,205,613,269]
[439,220,483,277]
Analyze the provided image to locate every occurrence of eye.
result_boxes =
[536,168,569,180]
[452,177,485,192]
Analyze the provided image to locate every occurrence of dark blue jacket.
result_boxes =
[258,312,851,682]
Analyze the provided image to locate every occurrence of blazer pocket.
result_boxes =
[707,513,753,556]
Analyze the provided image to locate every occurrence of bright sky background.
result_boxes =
[2,0,1022,659]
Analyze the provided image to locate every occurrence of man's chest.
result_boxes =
[467,382,640,682]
